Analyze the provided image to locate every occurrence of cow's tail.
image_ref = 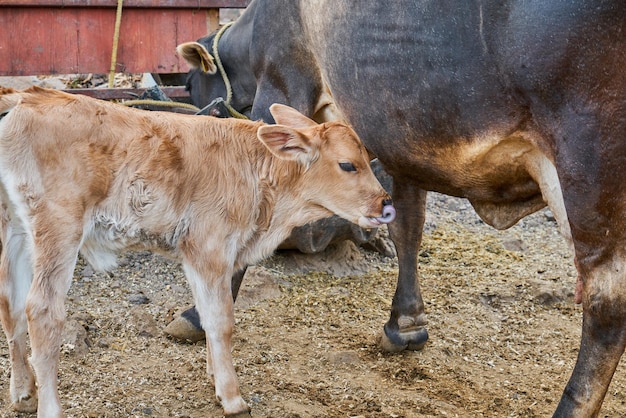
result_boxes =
[0,87,20,117]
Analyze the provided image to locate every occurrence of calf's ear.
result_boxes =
[269,104,317,129]
[257,125,316,161]
[176,42,217,74]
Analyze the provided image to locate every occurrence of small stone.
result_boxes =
[61,319,91,356]
[327,350,360,365]
[130,306,159,338]
[128,293,150,305]
[97,338,111,348]
[326,286,350,297]
[169,284,187,294]
[544,210,557,222]
[117,256,130,267]
[501,238,527,253]
[528,279,574,305]
[82,265,95,278]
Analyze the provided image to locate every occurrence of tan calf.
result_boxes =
[0,86,395,417]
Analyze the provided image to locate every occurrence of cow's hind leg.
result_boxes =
[164,267,248,342]
[0,224,37,412]
[381,181,429,352]
[554,256,626,418]
[26,221,82,417]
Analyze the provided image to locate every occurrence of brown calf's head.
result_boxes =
[257,104,395,228]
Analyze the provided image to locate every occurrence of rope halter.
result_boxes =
[211,22,249,120]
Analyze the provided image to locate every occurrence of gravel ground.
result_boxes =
[0,74,623,418]
[2,192,625,417]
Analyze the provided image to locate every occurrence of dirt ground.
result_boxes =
[1,192,625,418]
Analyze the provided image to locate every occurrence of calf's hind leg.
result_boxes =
[25,220,83,418]
[0,224,37,412]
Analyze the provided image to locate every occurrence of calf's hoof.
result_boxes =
[381,322,429,352]
[225,412,252,418]
[164,307,205,342]
[13,394,38,413]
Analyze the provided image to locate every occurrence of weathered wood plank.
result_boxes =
[1,1,251,9]
[0,1,250,76]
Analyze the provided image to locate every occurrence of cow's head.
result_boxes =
[177,36,255,118]
[177,40,222,111]
[257,104,395,229]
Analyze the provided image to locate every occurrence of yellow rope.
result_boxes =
[212,22,234,103]
[211,22,249,120]
[119,99,200,111]
[224,99,250,119]
[108,0,124,88]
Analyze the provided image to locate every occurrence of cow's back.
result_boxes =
[300,2,515,174]
[299,0,626,197]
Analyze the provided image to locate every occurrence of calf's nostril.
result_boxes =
[382,198,393,207]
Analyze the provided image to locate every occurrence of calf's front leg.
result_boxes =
[183,256,250,417]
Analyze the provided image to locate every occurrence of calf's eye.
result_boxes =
[339,162,357,172]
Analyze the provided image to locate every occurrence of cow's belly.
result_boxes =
[370,128,571,236]
[425,131,571,237]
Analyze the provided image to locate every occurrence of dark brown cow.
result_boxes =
[0,86,394,416]
[178,1,626,416]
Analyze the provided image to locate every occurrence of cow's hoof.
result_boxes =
[164,307,205,342]
[381,322,429,352]
[13,394,37,413]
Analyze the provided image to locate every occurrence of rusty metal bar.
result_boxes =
[64,86,190,100]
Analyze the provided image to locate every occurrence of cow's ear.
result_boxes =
[269,104,317,129]
[257,125,316,161]
[176,42,217,74]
